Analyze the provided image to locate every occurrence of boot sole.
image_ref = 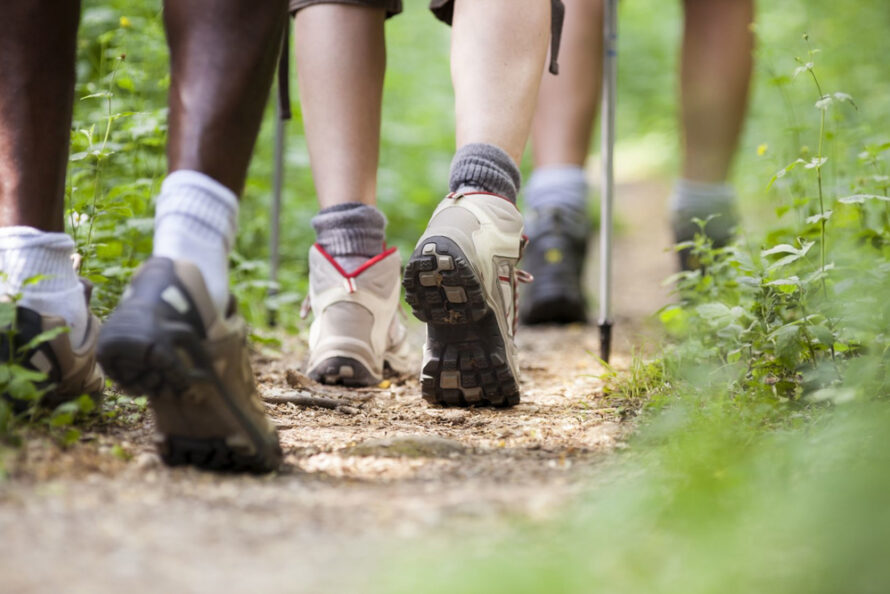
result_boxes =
[308,356,379,387]
[97,309,281,474]
[403,236,519,408]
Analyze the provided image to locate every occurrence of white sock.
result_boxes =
[152,170,238,315]
[0,226,88,346]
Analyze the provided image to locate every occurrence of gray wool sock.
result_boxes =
[669,178,738,244]
[311,203,387,272]
[524,165,589,216]
[449,143,522,204]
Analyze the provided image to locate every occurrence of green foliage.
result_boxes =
[0,298,97,453]
[374,3,890,591]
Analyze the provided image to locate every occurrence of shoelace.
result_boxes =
[511,235,534,335]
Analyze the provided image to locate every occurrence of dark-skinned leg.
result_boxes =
[0,1,105,402]
[164,0,287,196]
[0,0,80,231]
[98,0,287,472]
[152,0,287,314]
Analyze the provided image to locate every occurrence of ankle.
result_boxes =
[449,143,521,204]
[311,203,386,273]
[524,165,588,216]
[152,170,238,314]
[669,178,738,243]
[0,226,88,345]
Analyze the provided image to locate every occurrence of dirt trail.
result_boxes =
[0,181,674,594]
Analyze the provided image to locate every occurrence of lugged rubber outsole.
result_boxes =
[98,312,281,474]
[308,356,379,387]
[403,236,519,408]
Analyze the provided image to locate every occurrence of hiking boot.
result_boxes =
[0,283,105,411]
[403,192,527,408]
[519,207,589,325]
[97,258,281,473]
[304,245,412,386]
[670,184,739,271]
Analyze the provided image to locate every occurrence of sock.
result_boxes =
[524,165,589,216]
[669,178,739,244]
[152,170,238,315]
[311,203,386,272]
[449,143,522,204]
[0,227,88,346]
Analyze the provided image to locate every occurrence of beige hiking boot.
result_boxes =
[1,283,105,411]
[97,257,281,473]
[403,191,528,407]
[305,245,412,386]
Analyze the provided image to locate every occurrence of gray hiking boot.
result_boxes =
[519,206,589,325]
[403,191,528,408]
[97,258,281,473]
[1,283,105,411]
[305,245,412,386]
[670,182,739,270]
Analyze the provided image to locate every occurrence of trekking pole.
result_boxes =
[268,98,285,327]
[268,23,292,327]
[599,0,618,363]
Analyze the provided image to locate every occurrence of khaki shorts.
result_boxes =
[288,0,564,74]
[288,0,450,22]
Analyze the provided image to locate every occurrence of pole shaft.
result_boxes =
[599,0,618,360]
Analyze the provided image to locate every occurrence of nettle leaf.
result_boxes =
[805,157,828,170]
[17,326,69,355]
[805,264,835,286]
[833,92,857,109]
[772,324,801,360]
[695,303,740,327]
[766,276,801,294]
[762,241,814,271]
[808,387,857,404]
[0,302,15,328]
[838,194,890,204]
[767,159,806,189]
[810,324,834,346]
[806,211,833,224]
[792,62,814,79]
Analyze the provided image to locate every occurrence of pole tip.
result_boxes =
[599,320,613,364]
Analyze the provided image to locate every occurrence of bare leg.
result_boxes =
[680,0,754,183]
[0,0,80,231]
[294,5,386,209]
[164,0,287,196]
[531,0,603,168]
[451,0,550,165]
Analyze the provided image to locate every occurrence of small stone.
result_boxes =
[134,452,161,470]
[439,410,469,425]
[346,435,467,458]
[285,369,313,389]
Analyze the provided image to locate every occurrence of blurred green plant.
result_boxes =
[0,291,96,452]
[374,17,890,593]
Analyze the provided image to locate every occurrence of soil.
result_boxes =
[0,181,674,594]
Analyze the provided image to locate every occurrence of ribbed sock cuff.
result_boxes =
[311,203,386,259]
[154,170,239,252]
[525,165,589,215]
[0,226,79,294]
[449,143,522,204]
